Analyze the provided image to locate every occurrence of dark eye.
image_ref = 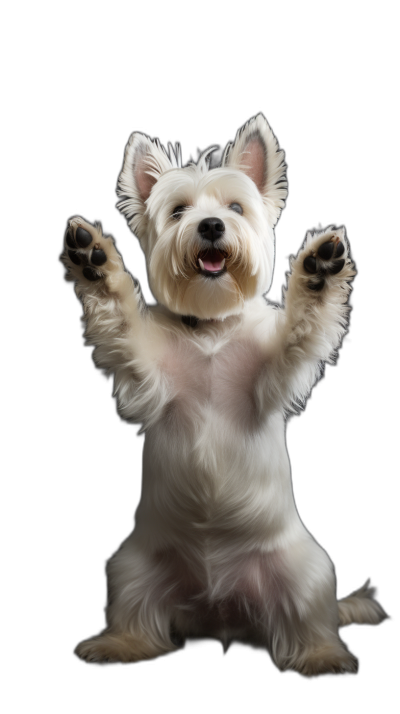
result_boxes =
[172,205,187,219]
[229,203,243,215]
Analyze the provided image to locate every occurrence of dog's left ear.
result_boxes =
[222,113,288,227]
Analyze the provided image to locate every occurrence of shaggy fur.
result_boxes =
[63,114,387,675]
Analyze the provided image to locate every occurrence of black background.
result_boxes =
[33,37,396,709]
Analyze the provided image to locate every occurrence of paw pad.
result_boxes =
[76,227,92,248]
[65,222,107,281]
[91,248,107,266]
[303,255,317,274]
[68,249,81,265]
[82,266,101,281]
[304,237,346,291]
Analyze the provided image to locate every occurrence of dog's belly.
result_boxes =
[158,544,303,637]
[138,407,299,551]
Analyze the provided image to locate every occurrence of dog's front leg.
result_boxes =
[263,227,356,410]
[62,216,169,425]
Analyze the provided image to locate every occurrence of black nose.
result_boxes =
[198,217,225,242]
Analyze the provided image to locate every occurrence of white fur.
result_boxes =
[63,114,386,675]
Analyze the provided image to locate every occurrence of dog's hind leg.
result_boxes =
[75,537,181,664]
[264,536,359,676]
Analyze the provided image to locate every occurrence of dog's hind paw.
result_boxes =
[302,231,348,292]
[287,642,359,676]
[75,630,175,664]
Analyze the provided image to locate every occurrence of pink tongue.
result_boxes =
[203,256,223,271]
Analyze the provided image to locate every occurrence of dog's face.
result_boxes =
[117,114,287,320]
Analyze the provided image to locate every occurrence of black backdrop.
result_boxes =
[36,46,395,706]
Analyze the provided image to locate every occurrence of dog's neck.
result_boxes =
[181,315,222,327]
[181,315,199,328]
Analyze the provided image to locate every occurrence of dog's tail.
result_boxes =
[338,579,388,627]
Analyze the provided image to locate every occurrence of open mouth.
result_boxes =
[197,249,227,277]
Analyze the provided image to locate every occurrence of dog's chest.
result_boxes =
[164,332,264,429]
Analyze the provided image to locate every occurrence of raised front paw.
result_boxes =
[63,217,112,282]
[302,230,348,292]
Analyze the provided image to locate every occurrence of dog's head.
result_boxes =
[117,114,287,320]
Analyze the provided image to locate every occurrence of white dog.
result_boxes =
[63,114,386,675]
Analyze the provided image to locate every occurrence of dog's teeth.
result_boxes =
[199,258,205,271]
[220,258,225,270]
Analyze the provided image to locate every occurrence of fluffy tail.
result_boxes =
[338,580,388,627]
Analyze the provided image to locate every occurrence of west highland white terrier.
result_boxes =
[63,114,386,675]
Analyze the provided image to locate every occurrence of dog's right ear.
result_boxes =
[117,132,174,238]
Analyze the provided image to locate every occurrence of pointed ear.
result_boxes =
[223,113,288,227]
[117,132,174,237]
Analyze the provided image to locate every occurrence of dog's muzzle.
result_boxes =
[197,218,227,277]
